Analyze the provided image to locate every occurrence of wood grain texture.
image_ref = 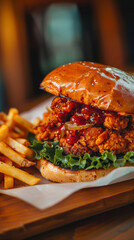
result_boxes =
[0,179,134,239]
[28,203,134,240]
[74,203,134,240]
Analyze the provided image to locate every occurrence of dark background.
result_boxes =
[0,0,134,111]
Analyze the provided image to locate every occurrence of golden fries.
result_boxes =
[0,125,9,141]
[0,161,40,186]
[16,138,30,146]
[4,159,14,189]
[0,142,35,167]
[0,107,41,189]
[7,108,19,129]
[0,112,7,123]
[9,131,23,139]
[14,115,33,132]
[6,137,34,159]
[14,126,27,137]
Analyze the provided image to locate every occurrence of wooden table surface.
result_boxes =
[1,180,134,240]
[29,202,134,240]
[1,94,134,240]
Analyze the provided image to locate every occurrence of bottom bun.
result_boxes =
[36,159,132,182]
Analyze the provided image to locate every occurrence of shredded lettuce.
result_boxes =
[27,133,134,170]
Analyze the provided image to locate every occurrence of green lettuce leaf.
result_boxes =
[124,151,134,163]
[27,133,134,171]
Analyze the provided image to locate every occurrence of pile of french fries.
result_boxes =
[0,108,40,189]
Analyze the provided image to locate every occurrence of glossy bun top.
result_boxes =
[41,62,134,114]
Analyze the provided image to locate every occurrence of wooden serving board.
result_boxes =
[0,179,134,240]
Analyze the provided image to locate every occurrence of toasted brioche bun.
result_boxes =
[41,62,134,114]
[36,159,133,183]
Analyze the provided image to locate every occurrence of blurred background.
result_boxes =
[0,0,134,111]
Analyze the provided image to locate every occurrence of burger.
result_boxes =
[28,62,134,182]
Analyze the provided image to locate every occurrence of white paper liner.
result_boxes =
[0,97,134,210]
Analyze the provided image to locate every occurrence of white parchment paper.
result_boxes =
[0,97,134,210]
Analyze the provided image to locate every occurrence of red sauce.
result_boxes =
[58,112,68,122]
[70,114,87,125]
[81,105,105,126]
[55,124,65,139]
[90,111,104,126]
[66,130,80,145]
[56,98,117,144]
[81,105,94,119]
[65,101,81,112]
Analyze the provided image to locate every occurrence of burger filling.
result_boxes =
[28,97,134,170]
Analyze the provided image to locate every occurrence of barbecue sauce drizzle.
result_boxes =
[56,99,117,144]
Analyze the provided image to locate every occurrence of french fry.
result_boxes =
[9,131,24,139]
[14,115,33,132]
[0,125,9,141]
[0,155,12,163]
[0,155,21,169]
[0,107,41,189]
[16,138,30,146]
[0,161,40,186]
[0,112,7,122]
[7,108,19,129]
[6,137,34,159]
[4,158,14,189]
[14,126,27,138]
[0,142,35,167]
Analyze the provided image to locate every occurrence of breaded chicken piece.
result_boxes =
[124,130,134,151]
[51,97,69,113]
[104,115,129,131]
[34,124,55,141]
[59,136,91,156]
[98,132,127,154]
[41,112,60,128]
[96,131,109,145]
[84,127,103,152]
[34,97,132,155]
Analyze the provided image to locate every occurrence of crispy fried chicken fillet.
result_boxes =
[124,130,134,151]
[104,115,129,131]
[98,132,127,154]
[34,97,69,140]
[59,136,91,156]
[59,128,103,156]
[34,96,133,156]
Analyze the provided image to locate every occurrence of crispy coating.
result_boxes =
[60,128,130,155]
[34,97,134,155]
[84,127,103,152]
[59,136,91,156]
[34,98,67,140]
[33,113,56,141]
[104,115,129,131]
[96,131,109,145]
[51,96,68,113]
[60,127,104,156]
[124,130,134,151]
[41,112,59,128]
[34,125,55,141]
[98,132,127,154]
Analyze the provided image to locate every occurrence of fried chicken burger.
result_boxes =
[28,62,134,182]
